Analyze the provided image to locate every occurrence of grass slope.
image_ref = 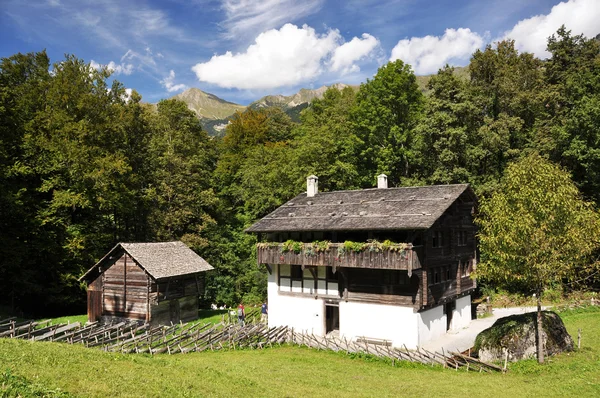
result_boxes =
[1,308,599,397]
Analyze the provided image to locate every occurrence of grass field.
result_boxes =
[1,307,599,397]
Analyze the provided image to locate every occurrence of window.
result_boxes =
[433,269,440,284]
[279,264,291,277]
[290,265,303,280]
[346,269,411,294]
[326,266,337,281]
[446,267,451,281]
[460,259,471,277]
[432,231,443,248]
[457,231,467,246]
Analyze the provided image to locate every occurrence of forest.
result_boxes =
[1,27,599,316]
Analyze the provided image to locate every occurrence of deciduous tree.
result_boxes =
[476,153,600,363]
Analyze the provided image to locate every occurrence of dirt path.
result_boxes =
[420,307,542,353]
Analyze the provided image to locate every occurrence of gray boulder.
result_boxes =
[475,311,574,362]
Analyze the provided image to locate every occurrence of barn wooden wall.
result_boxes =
[86,252,207,325]
[87,278,103,322]
[102,254,149,320]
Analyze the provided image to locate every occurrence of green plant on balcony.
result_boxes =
[344,241,365,253]
[281,239,303,254]
[262,239,409,258]
[312,240,331,253]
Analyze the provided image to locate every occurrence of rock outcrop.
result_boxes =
[475,311,574,362]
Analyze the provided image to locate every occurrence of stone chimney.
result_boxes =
[377,174,388,189]
[307,175,319,197]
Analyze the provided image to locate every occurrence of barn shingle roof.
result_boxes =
[79,241,213,282]
[246,184,472,233]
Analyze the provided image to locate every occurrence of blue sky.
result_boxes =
[1,0,598,104]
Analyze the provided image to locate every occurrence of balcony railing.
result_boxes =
[257,242,422,275]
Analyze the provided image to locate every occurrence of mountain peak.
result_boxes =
[249,83,352,109]
[173,88,245,120]
[170,83,355,136]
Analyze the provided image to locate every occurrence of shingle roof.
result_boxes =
[79,241,213,282]
[246,184,473,233]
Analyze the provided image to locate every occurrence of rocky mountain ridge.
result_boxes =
[171,83,355,135]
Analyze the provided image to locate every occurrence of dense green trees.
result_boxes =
[476,154,600,363]
[353,60,424,185]
[0,53,220,314]
[1,26,599,315]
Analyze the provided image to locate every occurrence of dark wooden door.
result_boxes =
[87,290,102,322]
[325,304,339,333]
[169,299,180,324]
[445,302,455,331]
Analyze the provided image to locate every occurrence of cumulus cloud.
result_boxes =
[390,28,484,75]
[500,0,600,58]
[330,33,380,74]
[221,0,323,39]
[192,24,378,90]
[90,59,134,75]
[161,70,187,92]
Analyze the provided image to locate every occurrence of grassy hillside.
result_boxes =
[1,307,599,397]
[174,88,246,120]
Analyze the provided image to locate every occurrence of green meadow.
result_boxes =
[1,307,599,397]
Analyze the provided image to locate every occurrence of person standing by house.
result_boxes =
[237,303,245,326]
[261,302,268,324]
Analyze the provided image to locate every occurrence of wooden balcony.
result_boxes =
[257,243,422,275]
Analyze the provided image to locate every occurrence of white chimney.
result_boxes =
[377,174,388,189]
[307,175,318,197]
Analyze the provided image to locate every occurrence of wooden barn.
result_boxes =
[246,175,478,348]
[80,241,213,325]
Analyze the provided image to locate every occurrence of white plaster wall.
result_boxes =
[417,305,446,346]
[339,301,419,349]
[450,295,472,330]
[267,268,324,334]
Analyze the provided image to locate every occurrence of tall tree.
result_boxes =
[0,51,52,314]
[352,60,424,185]
[539,26,600,203]
[413,66,477,185]
[476,153,600,363]
[291,86,362,191]
[146,99,218,250]
[468,40,546,194]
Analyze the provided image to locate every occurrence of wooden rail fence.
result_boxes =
[0,317,503,373]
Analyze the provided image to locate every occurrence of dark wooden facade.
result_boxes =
[86,253,205,325]
[251,184,477,311]
[257,243,422,273]
[81,242,213,325]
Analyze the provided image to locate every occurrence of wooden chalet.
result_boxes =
[80,241,213,325]
[246,175,477,348]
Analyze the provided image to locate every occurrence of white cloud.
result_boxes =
[330,33,379,74]
[390,28,484,75]
[121,49,157,68]
[107,61,134,75]
[90,60,101,70]
[90,59,134,75]
[161,70,187,92]
[123,88,133,103]
[193,24,379,90]
[221,0,323,39]
[500,0,600,58]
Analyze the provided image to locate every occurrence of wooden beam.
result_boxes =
[265,264,273,275]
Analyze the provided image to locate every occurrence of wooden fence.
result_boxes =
[0,317,503,372]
